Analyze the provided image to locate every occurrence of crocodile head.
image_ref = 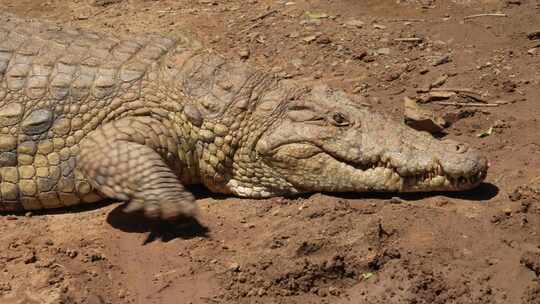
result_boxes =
[247,84,488,196]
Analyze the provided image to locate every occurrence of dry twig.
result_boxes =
[429,87,486,102]
[394,37,424,42]
[251,9,277,21]
[388,18,425,22]
[434,101,499,107]
[464,13,507,20]
[429,87,482,95]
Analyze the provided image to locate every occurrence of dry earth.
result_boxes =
[1,0,540,303]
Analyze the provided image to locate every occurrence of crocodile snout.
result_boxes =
[436,139,488,187]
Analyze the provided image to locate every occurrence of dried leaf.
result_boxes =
[362,272,374,280]
[477,127,493,138]
[305,11,328,19]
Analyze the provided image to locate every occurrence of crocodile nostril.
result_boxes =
[455,143,468,154]
[441,140,469,154]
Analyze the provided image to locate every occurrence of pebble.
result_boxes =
[388,197,405,204]
[238,48,250,59]
[344,19,364,28]
[375,47,391,55]
[403,97,446,134]
[432,54,451,66]
[302,35,318,43]
[117,289,127,299]
[430,74,448,88]
[228,262,240,272]
[316,35,331,44]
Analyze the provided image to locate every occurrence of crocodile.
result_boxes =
[0,13,488,219]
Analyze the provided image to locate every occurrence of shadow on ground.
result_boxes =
[325,182,499,202]
[106,204,209,244]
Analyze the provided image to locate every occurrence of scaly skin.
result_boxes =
[0,14,488,219]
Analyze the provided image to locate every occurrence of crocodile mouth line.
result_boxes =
[345,159,486,191]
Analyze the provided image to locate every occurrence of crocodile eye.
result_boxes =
[330,112,349,126]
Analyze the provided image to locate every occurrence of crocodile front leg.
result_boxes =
[78,117,197,219]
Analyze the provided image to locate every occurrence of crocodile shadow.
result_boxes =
[106,205,209,244]
[0,201,111,216]
[330,182,499,202]
[2,182,497,243]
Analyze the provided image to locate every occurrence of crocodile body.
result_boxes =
[0,14,488,218]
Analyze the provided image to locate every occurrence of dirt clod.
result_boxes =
[404,97,446,133]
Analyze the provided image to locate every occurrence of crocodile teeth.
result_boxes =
[362,158,480,190]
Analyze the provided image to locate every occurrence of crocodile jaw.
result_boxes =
[276,152,488,194]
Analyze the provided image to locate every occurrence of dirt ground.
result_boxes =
[1,0,540,303]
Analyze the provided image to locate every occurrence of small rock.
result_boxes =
[388,197,405,204]
[23,251,37,264]
[328,286,340,296]
[228,262,240,272]
[384,72,400,82]
[493,119,510,130]
[316,35,331,44]
[0,282,12,293]
[271,66,283,74]
[302,35,318,43]
[67,249,78,259]
[403,97,446,133]
[375,47,391,55]
[372,24,386,29]
[90,253,105,262]
[353,49,368,60]
[521,251,540,276]
[430,74,448,88]
[288,31,300,38]
[432,54,451,66]
[85,294,105,304]
[502,80,517,93]
[117,289,127,298]
[490,211,508,224]
[344,19,364,28]
[509,189,522,201]
[238,48,250,60]
[317,288,328,297]
[238,273,247,283]
[93,0,123,7]
[384,248,402,259]
[436,199,450,207]
[527,30,540,40]
[76,14,90,21]
[423,91,456,102]
[442,109,476,125]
